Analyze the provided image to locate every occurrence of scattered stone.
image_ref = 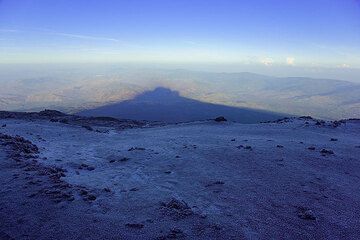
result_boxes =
[175,155,180,158]
[308,146,316,150]
[164,171,172,174]
[130,187,139,192]
[244,145,252,150]
[103,187,111,192]
[330,138,338,141]
[231,139,236,141]
[1,124,6,127]
[0,133,78,205]
[214,116,227,122]
[277,145,284,148]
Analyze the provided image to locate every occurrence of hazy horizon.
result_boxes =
[1,62,359,83]
[1,0,360,81]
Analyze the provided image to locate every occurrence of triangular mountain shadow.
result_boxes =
[78,87,287,123]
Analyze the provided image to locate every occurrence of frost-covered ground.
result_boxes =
[0,115,360,239]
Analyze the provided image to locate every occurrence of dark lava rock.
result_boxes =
[125,223,144,229]
[120,157,130,162]
[39,109,66,117]
[298,208,316,220]
[0,231,15,240]
[205,181,225,187]
[1,124,6,127]
[78,163,89,169]
[332,120,345,128]
[108,156,130,163]
[277,145,284,148]
[214,116,227,122]
[87,195,97,201]
[158,228,185,239]
[308,146,316,150]
[299,116,314,120]
[128,147,145,151]
[160,198,193,218]
[0,133,39,155]
[315,120,325,126]
[82,125,93,131]
[59,119,69,124]
[320,149,334,155]
[80,189,88,196]
[330,138,338,141]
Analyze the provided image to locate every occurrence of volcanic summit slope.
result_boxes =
[0,112,360,239]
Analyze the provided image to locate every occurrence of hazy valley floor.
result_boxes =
[0,116,360,239]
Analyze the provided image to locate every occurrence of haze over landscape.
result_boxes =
[1,0,360,239]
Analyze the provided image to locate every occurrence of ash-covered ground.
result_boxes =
[0,111,360,239]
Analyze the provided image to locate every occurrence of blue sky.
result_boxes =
[0,0,360,69]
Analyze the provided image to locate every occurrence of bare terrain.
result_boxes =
[0,111,360,239]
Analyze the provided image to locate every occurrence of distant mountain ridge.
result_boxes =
[1,69,359,120]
